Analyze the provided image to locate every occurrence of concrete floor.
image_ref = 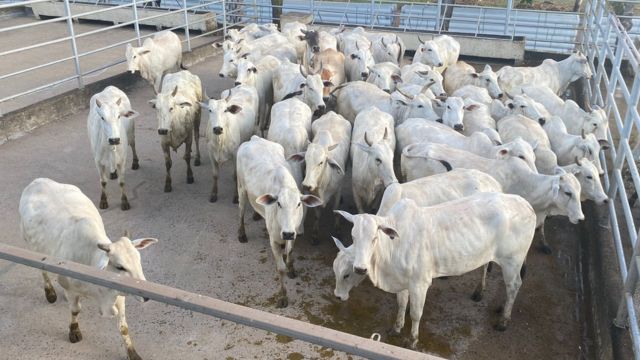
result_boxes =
[0,41,591,360]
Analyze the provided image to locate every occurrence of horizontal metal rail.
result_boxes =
[0,243,439,360]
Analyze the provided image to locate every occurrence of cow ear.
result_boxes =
[484,64,492,72]
[298,35,306,41]
[131,238,158,250]
[332,236,347,252]
[395,99,408,106]
[391,74,403,83]
[256,194,278,206]
[97,243,111,253]
[334,210,355,224]
[323,80,334,87]
[250,67,258,73]
[199,102,210,110]
[140,50,151,55]
[378,225,399,239]
[301,194,323,208]
[225,104,242,114]
[148,99,156,108]
[179,102,192,108]
[96,99,103,108]
[287,152,306,162]
[327,158,344,174]
[470,72,479,78]
[121,110,140,119]
[464,104,479,111]
[431,99,443,108]
[497,148,509,158]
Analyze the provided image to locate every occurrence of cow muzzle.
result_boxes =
[302,184,315,194]
[354,266,367,275]
[437,62,443,67]
[213,126,223,135]
[313,46,320,53]
[453,124,464,132]
[282,232,296,241]
[158,129,169,135]
[219,73,225,78]
[360,72,369,79]
[110,170,118,180]
[108,137,121,146]
[538,118,546,126]
[234,81,241,86]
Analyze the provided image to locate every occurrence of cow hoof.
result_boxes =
[405,338,418,350]
[276,297,288,308]
[110,171,118,180]
[131,161,140,170]
[495,305,504,315]
[187,176,194,184]
[494,319,508,332]
[252,212,262,221]
[99,200,108,209]
[471,291,483,302]
[127,348,143,360]
[194,158,201,167]
[232,196,239,204]
[45,287,57,303]
[69,324,82,343]
[121,201,131,211]
[238,233,248,243]
[287,268,297,279]
[539,245,552,255]
[164,184,172,193]
[209,194,218,203]
[387,328,401,337]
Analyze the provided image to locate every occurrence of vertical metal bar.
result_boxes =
[436,0,441,31]
[222,0,227,38]
[183,0,191,51]
[370,0,374,28]
[62,0,83,89]
[132,0,141,46]
[252,0,257,23]
[505,0,512,36]
[310,0,314,24]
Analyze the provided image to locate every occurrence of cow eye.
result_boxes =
[229,59,234,63]
[520,105,526,108]
[593,123,598,127]
[586,175,593,180]
[518,155,525,160]
[428,49,432,52]
[319,161,324,165]
[375,158,382,165]
[115,265,126,271]
[564,191,572,197]
[169,107,174,112]
[418,104,424,108]
[297,202,301,207]
[485,79,490,82]
[133,55,137,59]
[447,105,451,110]
[343,274,350,279]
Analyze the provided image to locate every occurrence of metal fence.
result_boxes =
[582,0,640,358]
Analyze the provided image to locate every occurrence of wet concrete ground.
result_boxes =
[0,46,591,359]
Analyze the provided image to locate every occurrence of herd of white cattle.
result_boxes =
[16,22,613,358]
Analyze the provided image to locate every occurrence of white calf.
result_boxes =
[497,114,558,174]
[444,62,503,98]
[126,30,182,93]
[413,35,460,73]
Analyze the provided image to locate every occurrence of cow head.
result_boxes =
[392,91,440,123]
[296,136,343,195]
[366,63,402,93]
[219,44,249,78]
[332,237,366,301]
[416,37,443,68]
[496,137,538,172]
[585,105,609,150]
[125,43,151,74]
[299,29,321,53]
[234,58,259,86]
[94,96,139,148]
[565,158,608,205]
[334,210,398,276]
[199,91,242,139]
[149,85,197,136]
[415,69,446,96]
[97,234,158,312]
[472,64,503,98]
[297,65,326,115]
[348,42,375,80]
[355,128,398,188]
[550,173,585,224]
[436,97,465,132]
[569,51,592,81]
[256,184,322,241]
[508,95,548,124]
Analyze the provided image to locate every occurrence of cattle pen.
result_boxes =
[0,0,639,359]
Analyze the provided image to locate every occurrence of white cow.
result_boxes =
[401,142,585,253]
[368,33,405,65]
[332,81,439,124]
[543,116,603,174]
[433,96,466,132]
[452,85,493,106]
[457,100,500,142]
[236,136,322,308]
[444,62,503,98]
[272,60,326,115]
[289,112,352,244]
[235,55,281,136]
[341,33,376,81]
[497,114,558,175]
[299,29,339,70]
[310,48,346,99]
[20,178,158,360]
[351,106,398,213]
[126,30,182,93]
[562,158,608,205]
[413,35,460,73]
[87,86,140,211]
[267,98,313,183]
[217,33,295,78]
[400,63,446,96]
[491,94,550,123]
[333,193,535,348]
[201,85,259,203]
[149,70,202,192]
[281,21,308,62]
[395,118,537,172]
[497,52,592,97]
[225,23,279,43]
[366,61,402,93]
[521,84,610,149]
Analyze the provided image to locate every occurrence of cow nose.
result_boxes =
[538,118,546,126]
[439,92,447,97]
[498,93,504,98]
[234,81,241,86]
[302,184,313,193]
[313,46,320,53]
[317,105,326,113]
[282,232,295,241]
[436,118,443,123]
[361,72,368,79]
[508,103,515,109]
[158,129,168,135]
[219,73,225,78]
[108,138,121,145]
[453,124,464,132]
[437,62,443,67]
[354,267,367,275]
[213,126,223,135]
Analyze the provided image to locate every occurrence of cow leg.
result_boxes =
[210,158,219,203]
[407,283,429,350]
[118,163,130,211]
[99,166,109,209]
[270,240,288,308]
[68,294,83,343]
[389,290,409,336]
[115,296,141,360]
[129,129,140,170]
[42,272,57,303]
[237,183,248,243]
[495,262,523,331]
[352,188,366,214]
[471,264,489,302]
[184,134,194,184]
[193,113,201,166]
[537,225,552,254]
[232,166,239,204]
[162,143,172,192]
[310,207,321,246]
[285,241,297,279]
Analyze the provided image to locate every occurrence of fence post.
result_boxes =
[505,0,512,36]
[183,0,191,51]
[222,0,227,38]
[132,0,142,46]
[62,0,83,89]
[436,0,442,31]
[370,0,375,28]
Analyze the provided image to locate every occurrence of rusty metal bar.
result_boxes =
[0,243,440,360]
